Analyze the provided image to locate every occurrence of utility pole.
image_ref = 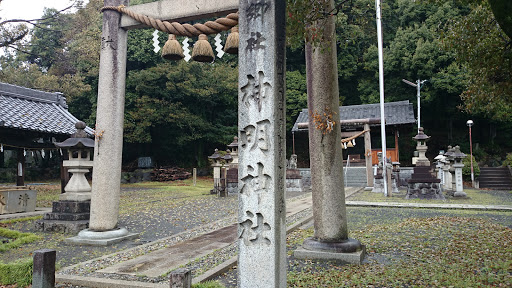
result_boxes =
[402,78,427,133]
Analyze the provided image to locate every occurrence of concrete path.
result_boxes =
[346,201,512,211]
[95,193,318,278]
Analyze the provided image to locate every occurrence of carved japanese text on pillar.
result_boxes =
[246,0,270,21]
[239,211,271,245]
[241,72,271,112]
[101,36,116,50]
[240,120,271,152]
[246,32,266,51]
[240,162,271,201]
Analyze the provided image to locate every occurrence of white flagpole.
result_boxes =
[375,0,388,196]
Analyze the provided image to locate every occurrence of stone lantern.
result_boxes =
[406,127,443,199]
[36,121,94,233]
[451,145,467,197]
[55,122,94,201]
[413,127,430,166]
[434,151,446,186]
[209,149,223,194]
[227,136,239,166]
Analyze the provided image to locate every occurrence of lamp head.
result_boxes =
[466,120,474,127]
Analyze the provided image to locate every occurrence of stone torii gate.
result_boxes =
[73,0,287,287]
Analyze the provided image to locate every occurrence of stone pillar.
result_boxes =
[364,123,373,189]
[32,249,56,288]
[170,268,191,288]
[443,163,452,190]
[89,0,129,231]
[452,146,467,197]
[212,163,221,193]
[299,0,362,258]
[238,0,287,287]
[454,162,464,194]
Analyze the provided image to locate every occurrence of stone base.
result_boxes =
[35,219,89,233]
[406,182,444,200]
[59,192,91,202]
[65,228,139,246]
[294,245,366,264]
[372,177,384,193]
[364,186,373,191]
[36,200,91,233]
[226,182,238,195]
[286,178,303,192]
[303,237,362,253]
[453,191,467,198]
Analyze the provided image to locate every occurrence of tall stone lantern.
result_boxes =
[226,136,239,166]
[413,127,430,166]
[36,121,94,233]
[406,127,443,199]
[452,145,467,197]
[55,122,95,201]
[208,149,223,194]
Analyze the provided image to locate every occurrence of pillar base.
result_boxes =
[65,227,138,246]
[294,238,365,264]
[453,191,468,198]
[302,237,362,253]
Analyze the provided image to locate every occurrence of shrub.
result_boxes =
[462,154,480,181]
[0,258,33,287]
[502,152,512,167]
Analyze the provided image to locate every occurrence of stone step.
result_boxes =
[43,212,90,221]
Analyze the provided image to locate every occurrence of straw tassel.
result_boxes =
[224,26,239,54]
[192,34,215,62]
[161,34,184,60]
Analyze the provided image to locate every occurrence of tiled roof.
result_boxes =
[292,100,416,132]
[0,82,93,136]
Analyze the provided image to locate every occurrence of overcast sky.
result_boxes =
[0,0,87,20]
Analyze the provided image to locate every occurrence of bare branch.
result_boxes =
[0,2,76,26]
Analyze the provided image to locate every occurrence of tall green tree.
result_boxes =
[443,2,511,121]
[124,61,238,166]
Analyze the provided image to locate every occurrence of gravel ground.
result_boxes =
[211,206,512,287]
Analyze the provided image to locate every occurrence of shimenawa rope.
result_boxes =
[101,5,239,37]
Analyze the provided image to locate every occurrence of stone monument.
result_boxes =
[0,186,36,214]
[36,122,93,233]
[238,0,287,286]
[452,145,467,197]
[406,128,444,199]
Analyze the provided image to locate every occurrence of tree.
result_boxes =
[124,61,238,167]
[443,2,512,121]
[0,1,77,49]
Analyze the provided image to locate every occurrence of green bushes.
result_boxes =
[0,258,33,287]
[503,152,512,167]
[462,155,480,180]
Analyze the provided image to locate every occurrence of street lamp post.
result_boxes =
[402,78,427,133]
[466,120,474,187]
